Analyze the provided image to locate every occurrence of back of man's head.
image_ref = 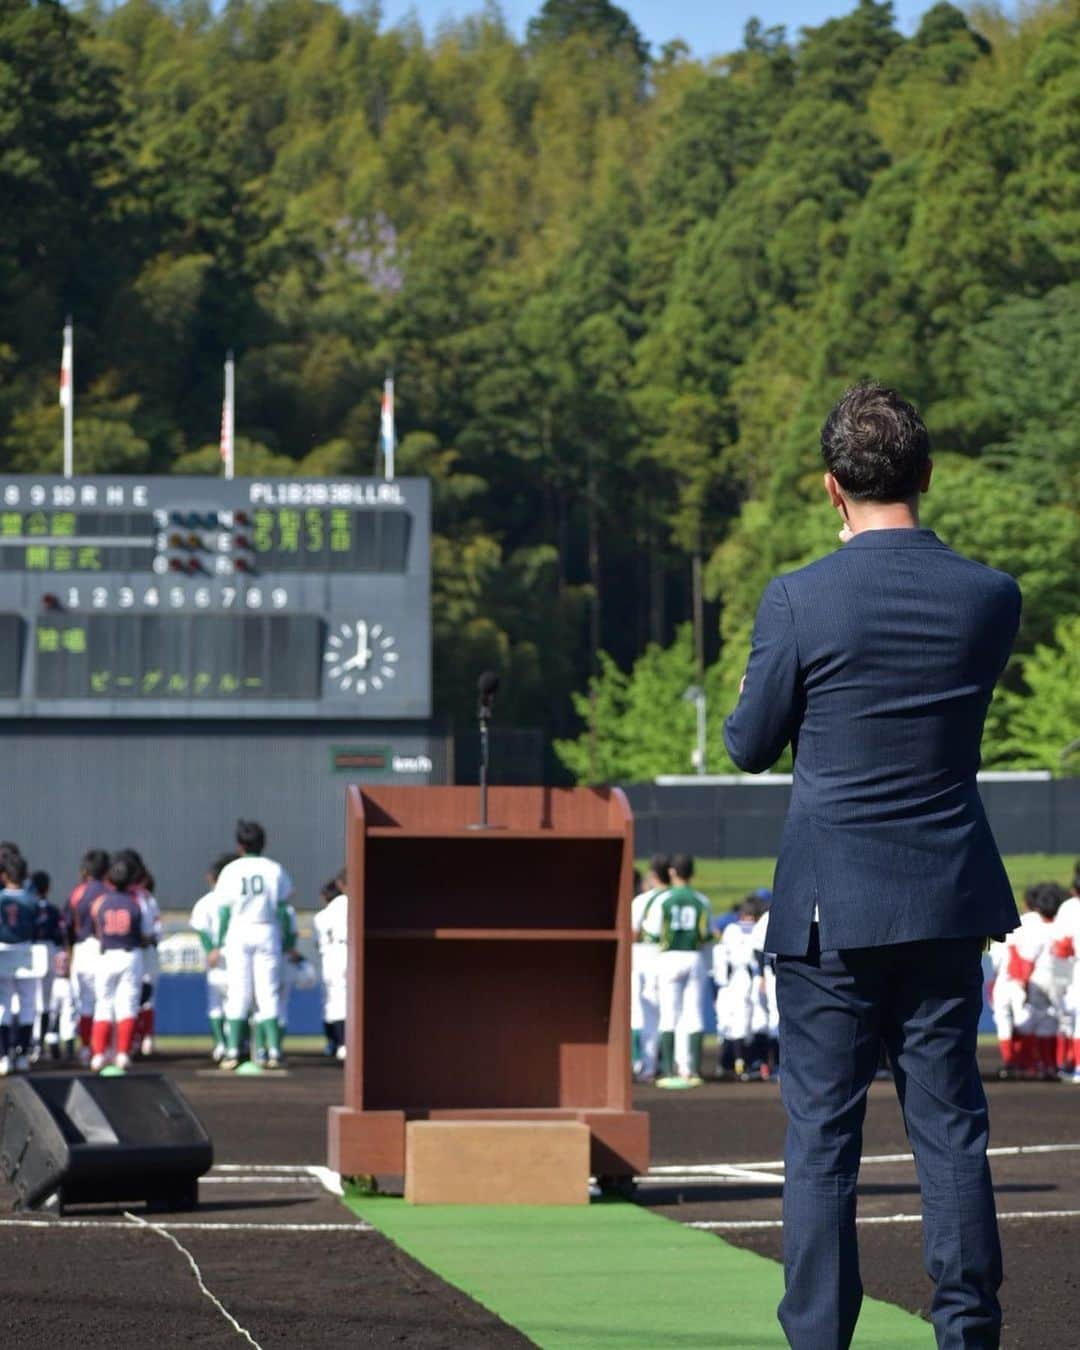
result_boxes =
[821,382,930,502]
[671,853,694,882]
[649,853,672,886]
[81,848,109,881]
[236,819,266,855]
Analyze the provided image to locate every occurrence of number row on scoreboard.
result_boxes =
[48,584,293,611]
[34,614,322,700]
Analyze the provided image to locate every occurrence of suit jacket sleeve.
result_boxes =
[723,577,802,774]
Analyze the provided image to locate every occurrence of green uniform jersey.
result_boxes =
[658,885,712,953]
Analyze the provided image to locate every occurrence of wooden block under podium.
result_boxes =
[404,1120,590,1205]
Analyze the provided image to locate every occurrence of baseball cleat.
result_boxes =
[90,1053,108,1072]
[335,1045,347,1062]
[264,1055,284,1071]
[211,1042,226,1062]
[219,1056,240,1071]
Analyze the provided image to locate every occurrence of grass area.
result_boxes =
[153,1035,326,1054]
[643,854,1076,915]
[346,1192,931,1349]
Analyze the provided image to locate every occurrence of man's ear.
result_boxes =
[823,471,845,510]
[920,459,933,494]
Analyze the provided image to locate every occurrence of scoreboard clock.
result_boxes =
[0,476,430,719]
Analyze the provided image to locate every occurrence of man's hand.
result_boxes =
[287,949,302,964]
[206,948,221,968]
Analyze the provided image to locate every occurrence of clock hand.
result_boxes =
[355,621,371,668]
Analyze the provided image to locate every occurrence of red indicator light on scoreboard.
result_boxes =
[42,593,62,611]
[188,558,206,575]
[234,558,252,573]
[234,534,249,549]
[234,511,250,526]
[169,558,186,573]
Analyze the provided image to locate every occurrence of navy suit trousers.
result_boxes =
[776,930,1002,1350]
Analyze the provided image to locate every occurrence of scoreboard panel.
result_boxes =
[0,477,430,719]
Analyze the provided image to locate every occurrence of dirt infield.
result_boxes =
[1,1048,1077,1347]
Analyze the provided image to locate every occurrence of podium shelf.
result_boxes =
[366,927,619,941]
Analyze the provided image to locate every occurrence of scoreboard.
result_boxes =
[0,476,431,718]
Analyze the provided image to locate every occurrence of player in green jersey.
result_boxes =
[656,854,713,1088]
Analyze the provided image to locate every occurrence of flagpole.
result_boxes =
[61,318,74,479]
[222,351,235,480]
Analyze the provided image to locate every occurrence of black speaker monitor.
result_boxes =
[0,1074,213,1212]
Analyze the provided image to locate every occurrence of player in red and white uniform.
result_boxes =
[1051,868,1080,1080]
[89,856,145,1073]
[118,851,162,1056]
[991,883,1063,1079]
[66,849,110,1062]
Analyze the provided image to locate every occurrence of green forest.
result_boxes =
[2,0,1078,777]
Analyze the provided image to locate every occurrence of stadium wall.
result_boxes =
[0,719,449,908]
[622,777,1080,860]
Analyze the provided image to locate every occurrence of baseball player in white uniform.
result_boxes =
[211,820,295,1071]
[314,875,348,1060]
[630,855,670,1082]
[655,854,713,1087]
[1052,869,1080,1081]
[191,853,235,1061]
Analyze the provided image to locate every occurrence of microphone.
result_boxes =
[477,670,500,718]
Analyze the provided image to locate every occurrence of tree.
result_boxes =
[994,616,1080,775]
[526,0,648,66]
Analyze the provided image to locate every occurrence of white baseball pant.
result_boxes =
[658,949,706,1077]
[223,924,281,1022]
[94,948,144,1023]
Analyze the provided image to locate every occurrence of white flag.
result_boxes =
[59,325,73,409]
[380,375,395,480]
[220,353,235,479]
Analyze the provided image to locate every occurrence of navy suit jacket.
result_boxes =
[723,528,1021,955]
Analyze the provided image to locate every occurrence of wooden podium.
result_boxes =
[327,786,649,1187]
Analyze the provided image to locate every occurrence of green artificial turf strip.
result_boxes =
[346,1194,931,1349]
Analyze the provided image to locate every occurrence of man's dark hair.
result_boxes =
[31,870,50,897]
[672,853,694,881]
[0,846,27,886]
[81,849,110,881]
[236,819,266,854]
[649,853,672,883]
[821,382,930,502]
[107,856,137,892]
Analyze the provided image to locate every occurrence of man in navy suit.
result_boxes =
[724,383,1021,1350]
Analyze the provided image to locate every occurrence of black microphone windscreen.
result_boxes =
[477,671,500,697]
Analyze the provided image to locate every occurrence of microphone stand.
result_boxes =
[469,695,501,830]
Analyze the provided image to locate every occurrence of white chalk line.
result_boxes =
[0,1219,373,1233]
[647,1141,1080,1180]
[199,1176,324,1186]
[689,1209,1080,1232]
[123,1210,263,1348]
[205,1163,344,1196]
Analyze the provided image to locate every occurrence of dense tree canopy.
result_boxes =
[1,0,1077,774]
